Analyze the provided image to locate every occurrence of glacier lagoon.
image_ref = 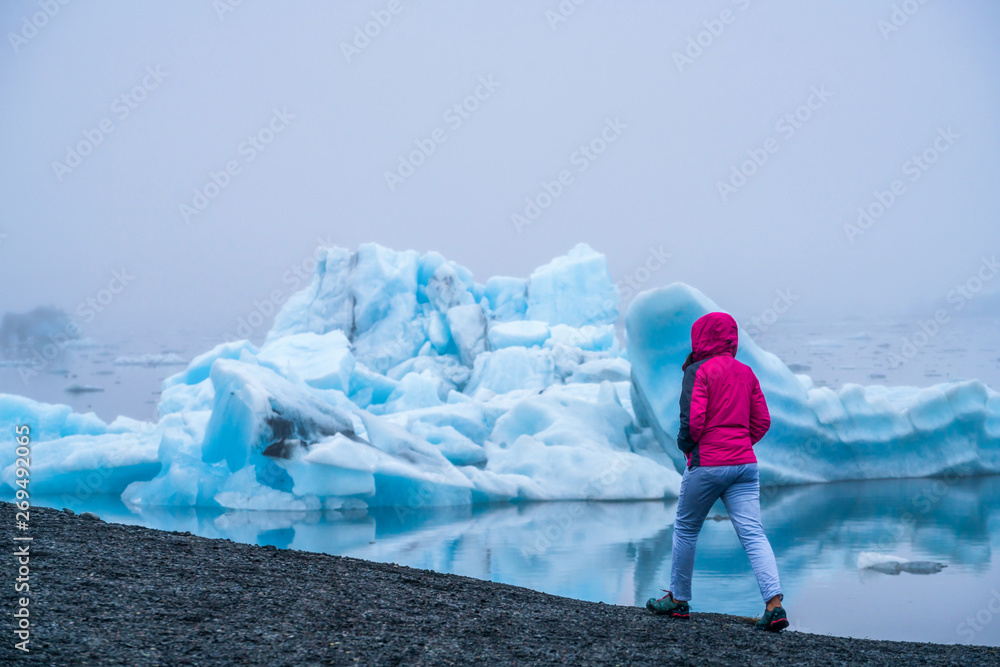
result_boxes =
[3,242,998,511]
[2,242,999,645]
[14,474,1000,647]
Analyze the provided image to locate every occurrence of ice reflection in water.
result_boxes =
[28,475,1000,647]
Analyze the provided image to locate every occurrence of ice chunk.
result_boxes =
[488,320,550,349]
[386,355,470,391]
[3,426,161,495]
[268,244,426,373]
[275,434,377,498]
[380,370,447,413]
[121,412,221,507]
[407,422,486,466]
[257,330,354,393]
[545,323,616,351]
[0,394,106,442]
[214,467,322,511]
[201,359,358,490]
[465,347,555,397]
[526,243,619,327]
[567,358,631,384]
[349,413,476,507]
[163,339,259,389]
[484,435,679,501]
[64,383,104,394]
[158,379,215,415]
[423,261,475,311]
[446,304,489,366]
[484,276,527,321]
[347,363,398,409]
[479,386,682,500]
[857,551,907,569]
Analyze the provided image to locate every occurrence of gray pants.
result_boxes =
[669,463,783,603]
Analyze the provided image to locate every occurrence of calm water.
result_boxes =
[24,475,1000,647]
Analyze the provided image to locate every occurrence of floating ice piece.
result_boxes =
[113,353,187,366]
[484,435,679,501]
[857,551,907,569]
[64,383,104,394]
[319,413,476,507]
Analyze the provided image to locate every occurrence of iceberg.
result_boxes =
[2,241,999,510]
[626,284,1000,485]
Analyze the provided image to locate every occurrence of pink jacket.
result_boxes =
[676,312,770,467]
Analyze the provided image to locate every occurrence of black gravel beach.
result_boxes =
[1,502,996,666]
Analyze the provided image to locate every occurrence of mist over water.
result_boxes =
[1,1,999,348]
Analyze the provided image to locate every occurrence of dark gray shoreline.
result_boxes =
[1,503,996,666]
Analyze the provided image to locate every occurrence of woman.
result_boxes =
[645,311,788,632]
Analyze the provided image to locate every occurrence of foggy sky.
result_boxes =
[2,0,998,343]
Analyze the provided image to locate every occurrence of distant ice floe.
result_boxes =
[113,353,187,367]
[64,383,104,394]
[1,241,999,510]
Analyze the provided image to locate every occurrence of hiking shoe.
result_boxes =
[756,606,789,632]
[645,591,690,618]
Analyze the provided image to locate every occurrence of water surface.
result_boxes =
[28,475,1000,647]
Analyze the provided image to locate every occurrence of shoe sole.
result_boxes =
[766,617,789,632]
[645,601,690,618]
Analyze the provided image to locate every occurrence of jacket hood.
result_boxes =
[690,312,738,362]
